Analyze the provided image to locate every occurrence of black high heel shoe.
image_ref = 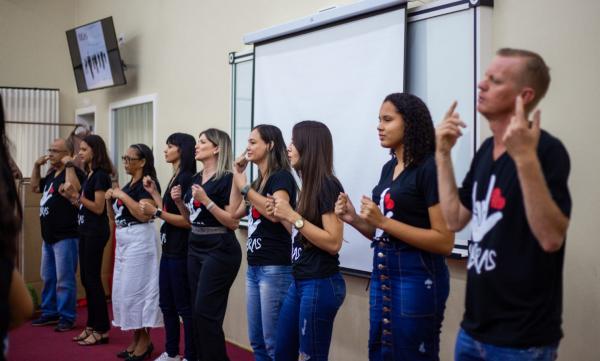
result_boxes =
[126,343,154,361]
[116,349,133,359]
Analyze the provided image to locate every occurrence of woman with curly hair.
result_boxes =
[335,93,454,361]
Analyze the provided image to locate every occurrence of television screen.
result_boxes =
[66,17,126,92]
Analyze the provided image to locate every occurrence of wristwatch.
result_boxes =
[293,217,305,230]
[240,184,251,199]
[64,161,75,168]
[154,209,163,218]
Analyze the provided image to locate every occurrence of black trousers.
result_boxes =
[187,232,242,361]
[79,228,110,333]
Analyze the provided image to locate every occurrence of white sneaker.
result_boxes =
[154,352,181,361]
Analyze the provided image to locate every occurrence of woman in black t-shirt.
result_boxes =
[232,124,296,361]
[266,121,346,361]
[71,135,113,346]
[336,93,454,361]
[139,133,197,361]
[177,128,242,361]
[106,144,163,360]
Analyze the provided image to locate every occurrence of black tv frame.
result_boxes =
[66,16,127,93]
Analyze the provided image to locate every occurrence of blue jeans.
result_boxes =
[274,273,346,361]
[160,256,195,360]
[369,241,449,361]
[40,238,79,323]
[246,265,293,361]
[455,329,558,361]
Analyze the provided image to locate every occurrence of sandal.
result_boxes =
[72,327,93,342]
[77,331,109,346]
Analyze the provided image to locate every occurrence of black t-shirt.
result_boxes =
[458,131,572,347]
[39,168,86,244]
[247,170,297,266]
[161,170,193,257]
[292,176,344,279]
[112,180,153,227]
[183,172,233,227]
[371,155,439,249]
[78,168,112,235]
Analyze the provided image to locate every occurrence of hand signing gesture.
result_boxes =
[142,175,158,195]
[359,196,385,228]
[503,95,541,163]
[139,199,157,216]
[335,192,358,224]
[272,195,295,223]
[170,185,183,204]
[191,184,209,204]
[436,101,466,155]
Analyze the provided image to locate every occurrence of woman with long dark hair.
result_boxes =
[175,128,242,361]
[232,124,296,361]
[106,143,162,361]
[267,120,346,361]
[336,93,453,360]
[70,134,114,346]
[0,95,34,361]
[139,133,197,361]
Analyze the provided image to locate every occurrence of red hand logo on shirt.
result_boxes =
[193,199,201,208]
[384,192,395,210]
[117,199,123,207]
[490,188,506,210]
[48,184,55,194]
[251,206,261,220]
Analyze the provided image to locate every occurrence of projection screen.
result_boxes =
[253,5,407,274]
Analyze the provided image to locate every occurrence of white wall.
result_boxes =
[2,1,600,360]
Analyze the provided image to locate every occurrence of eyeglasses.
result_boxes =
[48,148,67,154]
[121,156,142,163]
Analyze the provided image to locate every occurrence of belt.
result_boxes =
[115,220,142,228]
[191,225,228,235]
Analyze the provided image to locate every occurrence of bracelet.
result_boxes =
[206,201,215,210]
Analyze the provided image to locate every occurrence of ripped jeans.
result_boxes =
[274,273,346,361]
[369,241,449,361]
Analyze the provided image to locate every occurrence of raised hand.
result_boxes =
[105,188,114,200]
[139,199,157,216]
[170,185,182,203]
[233,150,249,174]
[61,155,74,165]
[335,192,357,224]
[142,175,158,195]
[59,181,78,201]
[35,155,49,167]
[359,196,385,228]
[265,194,276,217]
[503,95,541,163]
[111,188,125,200]
[436,101,466,155]
[191,184,209,204]
[273,196,295,222]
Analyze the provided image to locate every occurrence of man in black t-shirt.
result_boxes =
[30,139,85,332]
[436,49,571,360]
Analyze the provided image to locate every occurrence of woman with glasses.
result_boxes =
[106,144,163,361]
[176,128,242,361]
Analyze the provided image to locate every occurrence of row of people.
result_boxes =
[28,47,570,361]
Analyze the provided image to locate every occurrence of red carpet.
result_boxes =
[7,306,254,361]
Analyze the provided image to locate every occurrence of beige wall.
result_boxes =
[2,1,600,360]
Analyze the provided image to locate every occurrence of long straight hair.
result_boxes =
[0,95,21,260]
[251,124,291,192]
[200,128,232,180]
[82,134,113,174]
[166,132,197,175]
[130,143,161,193]
[292,120,339,226]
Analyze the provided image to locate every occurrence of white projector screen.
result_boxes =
[254,7,407,274]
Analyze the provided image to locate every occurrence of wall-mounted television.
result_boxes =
[66,17,126,93]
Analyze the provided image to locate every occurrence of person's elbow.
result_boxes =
[539,234,566,253]
[326,237,343,255]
